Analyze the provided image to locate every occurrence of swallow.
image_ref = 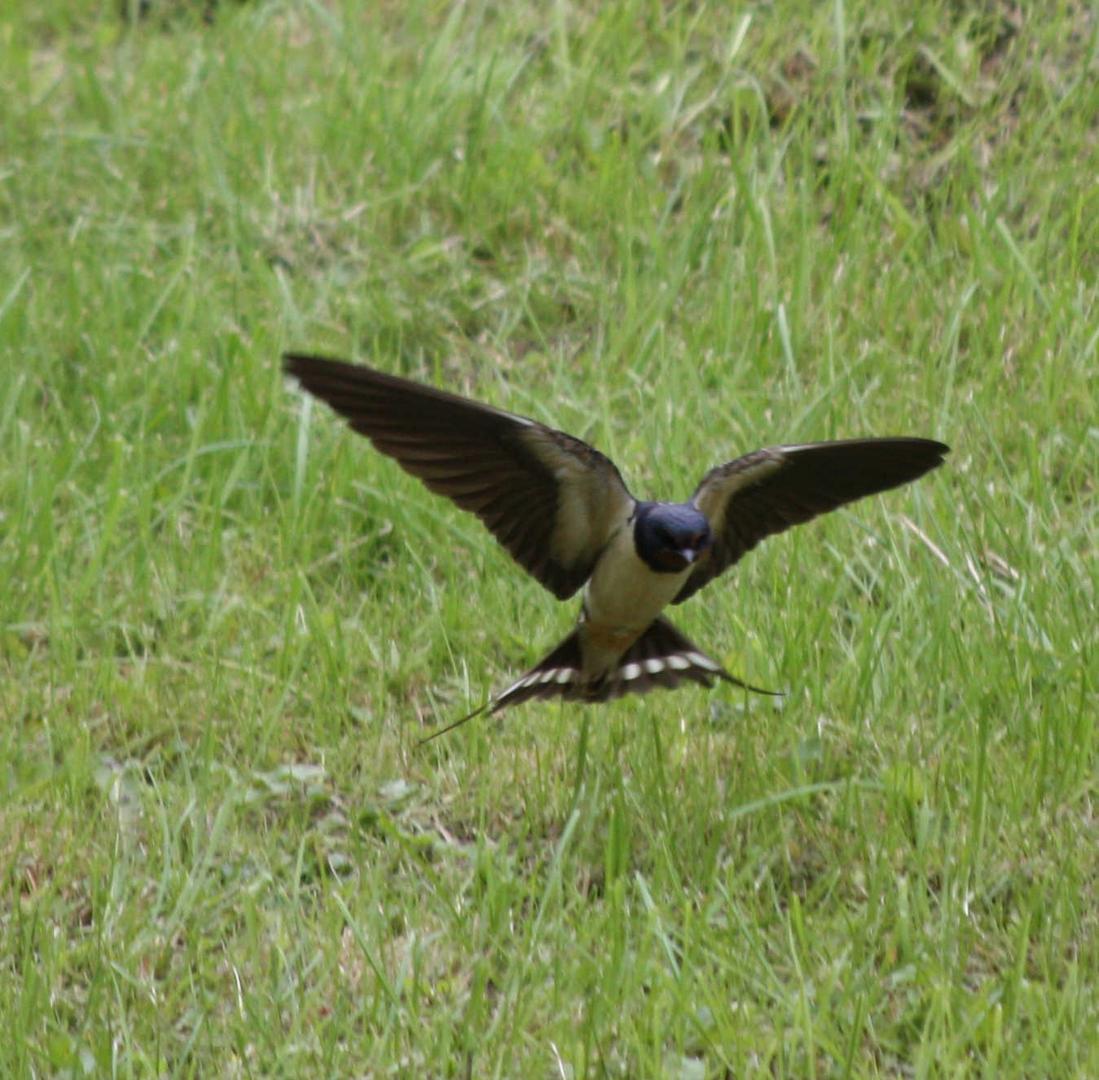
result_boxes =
[284,354,947,737]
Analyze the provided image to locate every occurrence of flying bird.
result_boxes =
[284,354,947,737]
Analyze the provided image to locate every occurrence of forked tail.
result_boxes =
[419,616,779,743]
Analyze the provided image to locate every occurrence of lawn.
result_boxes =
[2,0,1096,1075]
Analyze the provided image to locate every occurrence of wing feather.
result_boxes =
[285,353,635,598]
[674,437,948,603]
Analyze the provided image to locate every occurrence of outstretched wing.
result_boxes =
[674,437,948,603]
[284,354,635,599]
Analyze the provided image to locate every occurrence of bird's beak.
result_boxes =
[681,548,698,565]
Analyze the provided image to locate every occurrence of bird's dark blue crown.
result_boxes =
[633,502,712,573]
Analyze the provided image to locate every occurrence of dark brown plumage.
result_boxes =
[676,439,949,602]
[284,353,631,599]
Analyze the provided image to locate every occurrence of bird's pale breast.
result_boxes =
[583,526,691,635]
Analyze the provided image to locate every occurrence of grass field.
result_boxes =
[2,1,1097,1075]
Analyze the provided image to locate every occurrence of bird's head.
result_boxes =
[634,503,713,574]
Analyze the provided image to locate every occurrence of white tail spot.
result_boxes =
[687,651,720,671]
[620,661,643,681]
[642,658,665,675]
[666,654,690,671]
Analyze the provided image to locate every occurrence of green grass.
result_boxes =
[2,0,1096,1074]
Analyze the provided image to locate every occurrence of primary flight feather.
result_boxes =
[285,354,947,734]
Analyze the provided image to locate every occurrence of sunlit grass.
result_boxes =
[2,0,1096,1074]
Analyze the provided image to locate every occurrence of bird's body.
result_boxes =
[582,514,688,658]
[284,353,948,735]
